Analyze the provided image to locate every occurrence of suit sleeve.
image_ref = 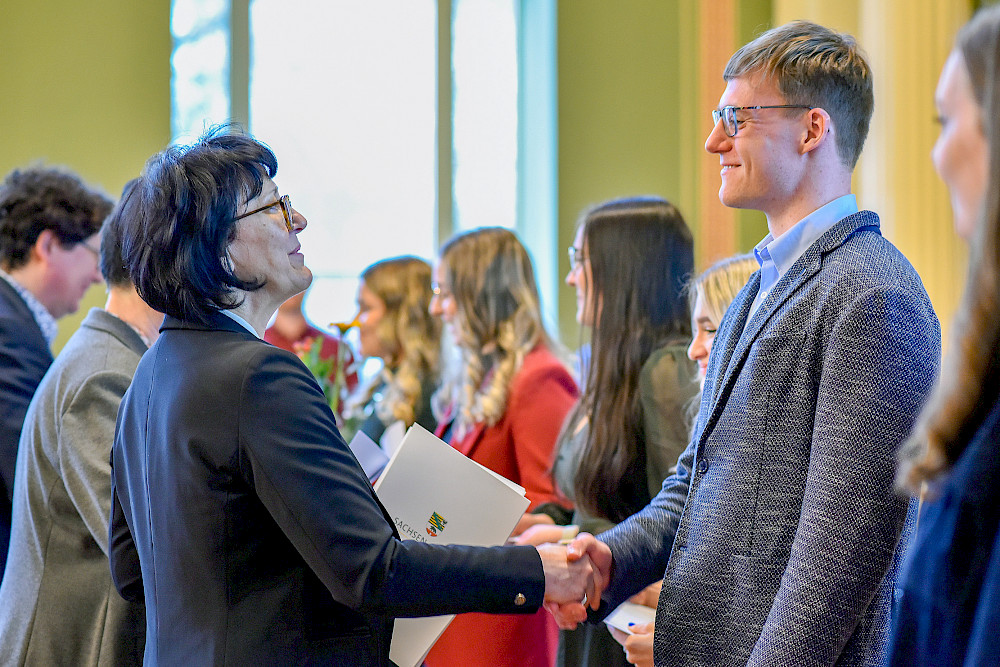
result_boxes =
[109,450,143,601]
[507,362,578,509]
[58,368,133,556]
[238,351,546,617]
[746,285,940,666]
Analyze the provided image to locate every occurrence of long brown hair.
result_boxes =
[568,196,693,522]
[899,5,1000,491]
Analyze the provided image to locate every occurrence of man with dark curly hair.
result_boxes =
[0,166,111,577]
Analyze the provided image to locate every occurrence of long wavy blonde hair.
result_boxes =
[346,256,441,428]
[433,227,553,433]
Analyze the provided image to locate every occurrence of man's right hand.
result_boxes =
[542,532,613,629]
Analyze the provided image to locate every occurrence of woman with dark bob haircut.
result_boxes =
[108,127,599,665]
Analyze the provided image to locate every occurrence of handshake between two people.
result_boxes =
[535,533,613,630]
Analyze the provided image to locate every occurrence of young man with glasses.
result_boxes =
[0,166,110,579]
[558,20,941,666]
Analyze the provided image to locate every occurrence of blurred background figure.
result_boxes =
[609,251,757,667]
[425,226,577,667]
[0,179,154,665]
[343,255,440,443]
[264,288,356,414]
[516,196,698,666]
[887,5,1000,666]
[686,254,758,388]
[0,166,111,578]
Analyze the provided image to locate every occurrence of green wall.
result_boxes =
[556,0,686,339]
[0,0,172,348]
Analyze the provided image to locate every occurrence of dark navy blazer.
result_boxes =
[885,398,1000,667]
[0,278,53,575]
[110,312,543,665]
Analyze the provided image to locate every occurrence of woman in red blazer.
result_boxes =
[426,227,578,667]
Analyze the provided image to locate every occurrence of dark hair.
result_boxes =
[124,126,278,324]
[0,166,112,271]
[899,5,1000,490]
[724,20,873,169]
[568,195,694,522]
[100,179,141,287]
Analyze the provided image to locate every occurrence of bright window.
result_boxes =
[171,0,555,332]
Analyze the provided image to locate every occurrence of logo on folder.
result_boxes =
[426,511,448,537]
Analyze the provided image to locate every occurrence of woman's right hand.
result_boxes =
[609,621,654,667]
[510,511,555,537]
[512,523,573,546]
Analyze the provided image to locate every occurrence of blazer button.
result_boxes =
[697,459,709,474]
[514,593,526,606]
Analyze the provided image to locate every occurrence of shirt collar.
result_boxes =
[0,269,58,345]
[220,309,261,338]
[753,194,859,276]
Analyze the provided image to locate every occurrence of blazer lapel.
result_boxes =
[699,211,881,442]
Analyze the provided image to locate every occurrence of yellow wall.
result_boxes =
[0,0,172,349]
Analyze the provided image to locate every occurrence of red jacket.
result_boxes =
[426,343,578,667]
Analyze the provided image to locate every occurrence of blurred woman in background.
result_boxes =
[517,196,698,666]
[425,226,577,667]
[886,6,1000,665]
[686,254,758,388]
[344,255,440,443]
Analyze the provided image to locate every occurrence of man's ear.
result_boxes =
[801,107,832,155]
[31,229,60,265]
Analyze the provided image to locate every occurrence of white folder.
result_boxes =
[373,424,530,667]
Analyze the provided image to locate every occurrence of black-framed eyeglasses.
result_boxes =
[234,194,294,232]
[711,105,813,138]
[567,245,588,270]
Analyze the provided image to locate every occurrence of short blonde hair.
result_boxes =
[725,20,873,169]
[688,254,758,326]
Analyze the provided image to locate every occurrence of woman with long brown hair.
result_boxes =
[519,196,698,666]
[886,5,1000,665]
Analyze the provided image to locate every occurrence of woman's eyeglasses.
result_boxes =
[235,194,294,232]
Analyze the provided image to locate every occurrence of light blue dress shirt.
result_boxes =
[745,194,859,324]
[220,308,261,338]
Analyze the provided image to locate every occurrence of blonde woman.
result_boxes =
[425,226,577,667]
[686,254,759,387]
[345,256,440,443]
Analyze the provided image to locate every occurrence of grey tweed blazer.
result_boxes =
[0,309,146,665]
[598,211,940,667]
